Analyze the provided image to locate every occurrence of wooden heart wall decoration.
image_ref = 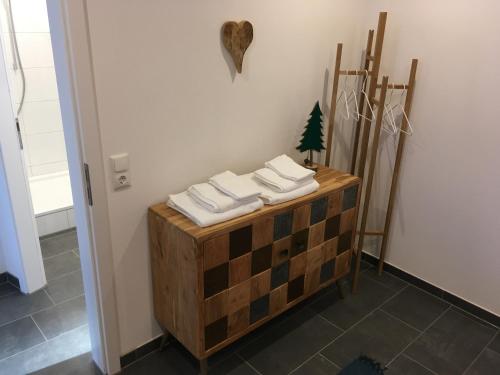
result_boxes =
[222,21,253,73]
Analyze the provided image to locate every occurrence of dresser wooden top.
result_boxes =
[149,166,360,242]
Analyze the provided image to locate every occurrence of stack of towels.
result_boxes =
[168,172,263,228]
[251,154,318,205]
[167,155,319,227]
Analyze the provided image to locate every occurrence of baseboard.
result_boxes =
[120,335,163,368]
[0,271,20,289]
[39,227,76,241]
[362,252,500,328]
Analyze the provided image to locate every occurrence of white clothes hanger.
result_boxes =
[392,89,414,135]
[354,70,375,122]
[382,88,398,135]
[350,84,360,121]
[337,73,351,120]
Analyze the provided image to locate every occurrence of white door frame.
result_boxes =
[47,0,121,373]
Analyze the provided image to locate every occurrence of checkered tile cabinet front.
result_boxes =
[148,168,361,361]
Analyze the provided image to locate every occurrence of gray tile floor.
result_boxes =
[41,260,500,375]
[0,230,91,375]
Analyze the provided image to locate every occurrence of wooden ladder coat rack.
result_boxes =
[324,12,419,292]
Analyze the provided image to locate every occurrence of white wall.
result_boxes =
[1,0,68,177]
[344,1,500,317]
[80,0,500,355]
[84,0,366,353]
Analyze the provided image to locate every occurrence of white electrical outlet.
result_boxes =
[112,171,131,190]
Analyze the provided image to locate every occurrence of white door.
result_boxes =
[0,26,46,294]
[47,1,122,373]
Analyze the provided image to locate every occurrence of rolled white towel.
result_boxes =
[168,191,263,227]
[209,171,262,201]
[254,168,313,193]
[240,173,320,205]
[265,154,315,182]
[187,183,252,213]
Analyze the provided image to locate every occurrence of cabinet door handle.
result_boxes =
[279,249,289,257]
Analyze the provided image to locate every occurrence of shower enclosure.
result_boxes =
[1,0,74,236]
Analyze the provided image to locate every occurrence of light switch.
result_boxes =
[110,153,129,172]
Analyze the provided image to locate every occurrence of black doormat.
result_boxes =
[338,355,385,375]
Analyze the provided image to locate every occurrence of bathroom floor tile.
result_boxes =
[121,346,282,375]
[154,338,259,375]
[121,347,196,375]
[0,325,91,375]
[43,251,81,281]
[0,317,45,360]
[292,354,340,374]
[238,307,342,375]
[29,352,101,375]
[309,274,395,330]
[0,290,53,326]
[6,274,20,289]
[124,339,260,375]
[40,230,78,259]
[464,348,500,375]
[388,355,434,375]
[381,285,449,330]
[363,268,408,292]
[358,259,373,272]
[0,283,18,298]
[45,270,84,304]
[321,309,419,368]
[32,296,87,339]
[210,355,259,375]
[488,333,500,354]
[405,308,496,375]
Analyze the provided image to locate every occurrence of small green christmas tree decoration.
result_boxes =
[296,101,325,169]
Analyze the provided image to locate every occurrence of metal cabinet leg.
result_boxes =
[200,358,208,375]
[336,280,345,299]
[159,330,170,351]
[351,248,362,293]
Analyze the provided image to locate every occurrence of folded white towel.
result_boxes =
[168,191,263,227]
[241,173,320,205]
[209,171,262,201]
[187,183,252,213]
[265,154,315,182]
[254,168,313,193]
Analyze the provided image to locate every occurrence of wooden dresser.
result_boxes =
[148,167,361,373]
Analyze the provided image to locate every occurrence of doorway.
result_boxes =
[0,0,90,372]
[0,0,124,374]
